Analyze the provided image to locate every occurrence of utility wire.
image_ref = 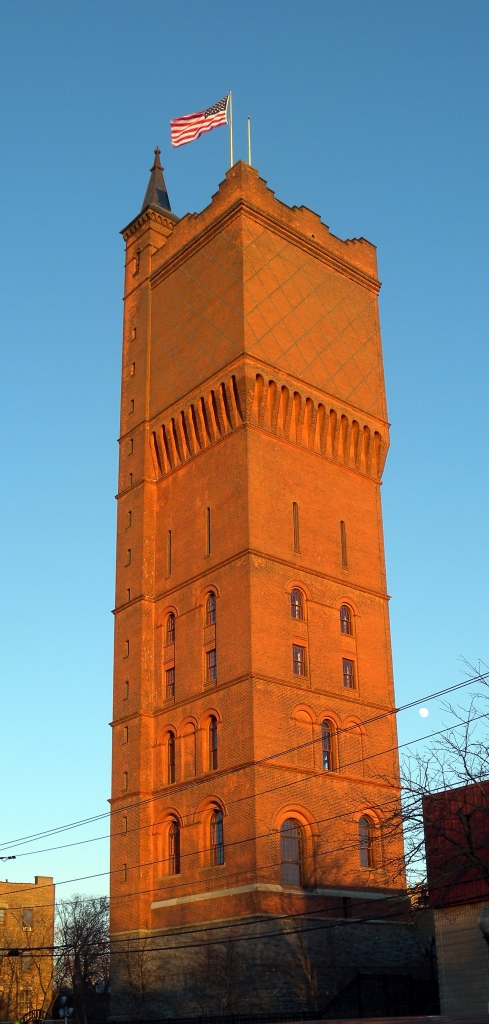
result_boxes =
[1,668,486,858]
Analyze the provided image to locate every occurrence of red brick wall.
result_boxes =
[110,162,403,944]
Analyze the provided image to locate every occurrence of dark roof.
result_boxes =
[141,148,171,213]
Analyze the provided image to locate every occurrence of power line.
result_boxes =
[1,702,487,911]
[1,668,486,858]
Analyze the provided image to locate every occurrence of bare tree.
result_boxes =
[383,673,489,891]
[55,896,109,1024]
[0,908,55,1020]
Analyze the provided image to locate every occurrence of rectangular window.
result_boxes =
[130,362,135,376]
[126,588,131,603]
[206,507,211,556]
[293,502,300,552]
[343,658,355,689]
[130,399,134,414]
[127,510,132,528]
[122,863,127,882]
[292,644,307,676]
[122,816,128,834]
[340,520,348,568]
[124,640,130,658]
[131,327,137,341]
[166,667,175,699]
[0,909,5,925]
[123,680,129,699]
[129,473,133,486]
[206,648,217,683]
[167,530,172,577]
[22,954,31,973]
[23,909,33,928]
[128,438,134,454]
[126,549,131,566]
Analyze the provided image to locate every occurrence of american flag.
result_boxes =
[170,96,229,148]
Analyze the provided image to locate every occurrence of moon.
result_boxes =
[419,707,429,718]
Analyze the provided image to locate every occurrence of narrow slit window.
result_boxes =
[127,510,132,528]
[124,640,130,658]
[342,658,355,689]
[290,588,303,620]
[168,820,180,874]
[206,592,216,626]
[122,816,127,834]
[166,613,175,645]
[206,507,211,556]
[321,720,333,770]
[340,520,348,568]
[166,667,175,700]
[210,809,224,865]
[130,399,134,413]
[123,680,129,699]
[126,549,131,566]
[129,473,133,486]
[123,726,128,744]
[122,863,127,882]
[292,644,307,677]
[167,530,172,577]
[126,588,131,603]
[168,733,175,784]
[128,438,134,454]
[359,816,373,867]
[280,819,302,886]
[123,771,128,790]
[340,604,352,635]
[293,502,300,552]
[209,716,218,771]
[134,250,140,274]
[206,648,217,683]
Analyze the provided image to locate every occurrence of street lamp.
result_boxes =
[478,906,489,949]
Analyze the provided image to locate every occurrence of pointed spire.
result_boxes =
[141,148,171,214]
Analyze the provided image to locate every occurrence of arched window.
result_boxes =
[209,716,218,771]
[168,820,180,875]
[321,720,334,770]
[167,732,175,784]
[280,818,302,886]
[359,816,373,867]
[340,604,352,635]
[206,592,216,626]
[166,613,175,645]
[290,588,304,620]
[210,809,224,865]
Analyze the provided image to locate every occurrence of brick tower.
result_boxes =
[110,154,412,1017]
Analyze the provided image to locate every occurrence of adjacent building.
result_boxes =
[0,876,55,1020]
[109,155,427,1016]
[423,779,489,1015]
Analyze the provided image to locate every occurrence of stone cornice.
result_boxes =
[121,205,179,241]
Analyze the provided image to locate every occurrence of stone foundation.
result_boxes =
[110,913,431,1019]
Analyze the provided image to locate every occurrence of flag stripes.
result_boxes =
[170,96,229,148]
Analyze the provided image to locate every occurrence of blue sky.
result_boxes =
[0,0,488,898]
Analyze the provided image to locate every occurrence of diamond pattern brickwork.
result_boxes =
[150,218,244,419]
[242,216,387,420]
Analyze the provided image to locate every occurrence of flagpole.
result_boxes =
[229,92,234,167]
[247,116,251,166]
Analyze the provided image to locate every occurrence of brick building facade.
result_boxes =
[109,156,423,1016]
[0,876,55,1019]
